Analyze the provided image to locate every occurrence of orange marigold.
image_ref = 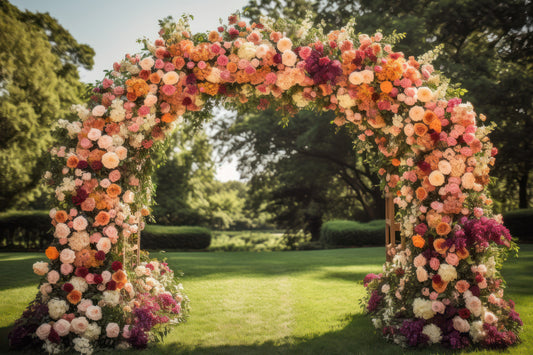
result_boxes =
[380,81,393,94]
[45,246,59,260]
[412,234,425,248]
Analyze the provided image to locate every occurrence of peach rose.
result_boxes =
[86,305,102,321]
[97,135,113,150]
[417,87,433,102]
[72,216,88,232]
[438,160,452,175]
[484,311,498,324]
[455,280,470,293]
[91,105,106,117]
[47,270,60,284]
[163,71,179,85]
[87,128,101,141]
[115,146,128,160]
[452,316,470,333]
[348,71,363,85]
[282,50,297,67]
[428,170,445,186]
[416,267,428,282]
[123,190,135,204]
[139,57,154,70]
[33,261,49,276]
[96,237,111,254]
[413,254,427,268]
[461,172,475,189]
[53,318,71,337]
[277,37,292,52]
[54,223,70,239]
[102,152,120,169]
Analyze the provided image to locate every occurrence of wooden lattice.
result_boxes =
[385,193,403,262]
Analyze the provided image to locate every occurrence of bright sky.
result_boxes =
[11,0,250,181]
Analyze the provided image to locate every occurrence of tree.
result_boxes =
[243,0,533,209]
[215,109,384,240]
[0,1,94,210]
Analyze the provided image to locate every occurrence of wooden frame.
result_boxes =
[385,193,403,262]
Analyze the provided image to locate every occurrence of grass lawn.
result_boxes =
[0,245,531,354]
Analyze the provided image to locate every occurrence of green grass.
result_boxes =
[0,246,532,354]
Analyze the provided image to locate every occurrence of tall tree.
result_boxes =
[0,1,94,210]
[243,0,533,209]
[215,109,384,240]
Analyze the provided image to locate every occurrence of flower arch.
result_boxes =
[10,13,522,353]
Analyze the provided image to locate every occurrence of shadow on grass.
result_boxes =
[0,255,42,290]
[152,313,454,355]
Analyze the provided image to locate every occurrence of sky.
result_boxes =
[11,0,251,181]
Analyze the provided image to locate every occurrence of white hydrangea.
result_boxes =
[413,298,436,320]
[71,104,91,120]
[438,263,458,282]
[42,340,62,354]
[103,290,121,306]
[83,323,101,341]
[48,299,69,320]
[469,320,485,343]
[238,42,257,61]
[337,93,356,109]
[70,276,89,293]
[109,99,126,122]
[73,337,93,355]
[422,324,442,344]
[485,256,496,278]
[372,318,382,329]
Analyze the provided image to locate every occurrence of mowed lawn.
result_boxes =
[0,246,532,355]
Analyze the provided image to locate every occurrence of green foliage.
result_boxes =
[209,230,287,252]
[141,225,212,250]
[320,219,385,247]
[503,208,533,243]
[0,210,52,250]
[0,1,94,210]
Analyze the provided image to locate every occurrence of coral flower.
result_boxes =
[412,234,425,248]
[436,222,452,236]
[45,246,60,260]
[95,211,110,226]
[433,238,449,255]
[106,184,122,198]
[415,187,428,201]
[432,279,448,293]
[380,81,393,93]
[428,171,445,186]
[67,290,82,304]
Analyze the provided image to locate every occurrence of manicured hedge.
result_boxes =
[503,208,533,243]
[0,211,52,250]
[142,225,212,250]
[320,219,385,247]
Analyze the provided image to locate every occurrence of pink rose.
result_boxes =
[452,316,470,333]
[60,249,76,264]
[60,263,74,276]
[123,190,135,204]
[122,325,131,339]
[53,319,71,337]
[431,301,445,314]
[91,105,106,117]
[71,317,89,334]
[484,311,498,324]
[106,322,120,338]
[36,323,51,340]
[87,128,102,141]
[86,305,102,321]
[47,270,60,284]
[429,257,440,271]
[54,223,70,239]
[102,271,112,283]
[72,216,88,231]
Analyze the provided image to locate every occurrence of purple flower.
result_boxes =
[482,323,518,348]
[304,49,342,85]
[128,326,149,349]
[399,319,428,347]
[367,290,382,313]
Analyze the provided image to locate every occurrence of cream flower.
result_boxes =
[277,37,292,52]
[33,261,49,276]
[417,87,433,102]
[413,298,436,319]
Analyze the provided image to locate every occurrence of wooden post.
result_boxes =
[136,230,141,266]
[385,193,402,262]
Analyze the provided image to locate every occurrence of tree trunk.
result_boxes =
[518,173,529,209]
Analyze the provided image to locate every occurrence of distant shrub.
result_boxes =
[142,225,212,250]
[209,230,287,252]
[320,219,385,247]
[503,208,533,243]
[0,210,52,250]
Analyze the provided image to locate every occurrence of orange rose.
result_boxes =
[227,62,238,73]
[436,222,451,236]
[161,113,176,123]
[423,110,437,125]
[106,184,122,198]
[432,279,448,293]
[429,118,442,133]
[67,290,82,304]
[66,155,79,169]
[412,234,425,248]
[45,246,59,260]
[141,208,150,217]
[433,238,449,255]
[149,72,161,84]
[415,187,428,201]
[54,210,68,223]
[391,158,401,167]
[95,211,110,226]
[208,30,219,43]
[414,123,428,136]
[456,247,470,260]
[380,81,393,94]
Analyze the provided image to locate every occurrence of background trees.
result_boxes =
[0,1,94,210]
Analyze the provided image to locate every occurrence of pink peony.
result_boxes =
[35,323,51,340]
[106,322,120,338]
[122,325,131,339]
[86,305,102,321]
[54,223,70,239]
[432,301,446,314]
[61,263,74,275]
[53,318,71,337]
[77,299,93,313]
[91,105,106,117]
[87,128,101,141]
[60,248,76,264]
[71,317,89,334]
[452,316,470,333]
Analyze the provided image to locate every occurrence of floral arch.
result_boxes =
[10,13,522,354]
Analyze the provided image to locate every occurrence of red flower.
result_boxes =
[459,308,471,319]
[112,261,123,271]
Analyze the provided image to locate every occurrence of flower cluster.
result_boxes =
[10,12,521,352]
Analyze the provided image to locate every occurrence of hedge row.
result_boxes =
[0,211,53,250]
[320,219,385,247]
[503,208,533,243]
[141,225,212,250]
